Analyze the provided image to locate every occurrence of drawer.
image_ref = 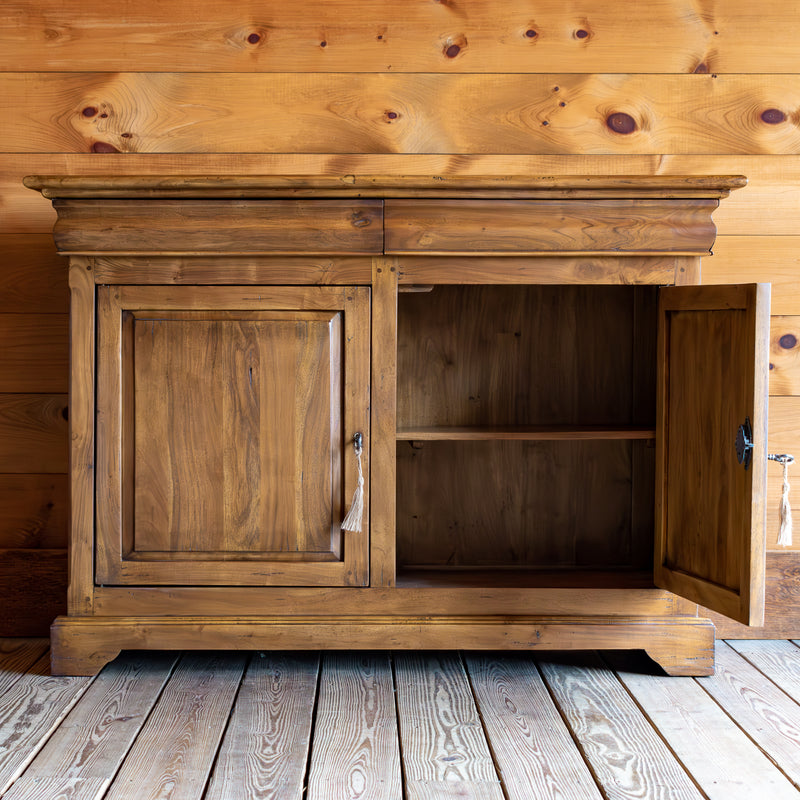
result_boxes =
[384,199,717,254]
[53,199,384,254]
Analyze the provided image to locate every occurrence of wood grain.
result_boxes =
[394,652,504,800]
[3,651,178,800]
[4,74,800,154]
[0,652,93,795]
[0,314,68,392]
[655,284,770,624]
[0,549,66,636]
[767,317,800,395]
[537,651,704,799]
[104,652,247,800]
[727,640,800,697]
[0,394,68,473]
[766,399,800,550]
[0,235,67,312]
[52,199,383,254]
[307,653,401,800]
[465,654,602,799]
[695,641,800,788]
[206,653,319,800]
[0,639,50,695]
[4,0,800,73]
[607,649,800,800]
[385,198,718,254]
[0,475,67,549]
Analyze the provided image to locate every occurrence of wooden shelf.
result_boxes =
[396,425,656,442]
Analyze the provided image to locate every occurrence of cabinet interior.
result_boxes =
[395,284,659,588]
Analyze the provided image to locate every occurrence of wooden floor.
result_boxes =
[0,641,799,799]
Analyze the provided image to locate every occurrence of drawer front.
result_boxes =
[385,199,717,254]
[54,199,384,254]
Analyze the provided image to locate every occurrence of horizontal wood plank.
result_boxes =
[3,74,800,155]
[0,314,68,392]
[707,237,800,315]
[0,235,67,313]
[3,154,800,236]
[704,552,800,638]
[726,640,800,697]
[0,394,68,473]
[0,474,67,549]
[0,549,67,636]
[2,0,800,73]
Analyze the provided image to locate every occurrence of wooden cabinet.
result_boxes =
[25,175,769,676]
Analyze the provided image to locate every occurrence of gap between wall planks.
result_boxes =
[2,73,799,155]
[2,0,800,73]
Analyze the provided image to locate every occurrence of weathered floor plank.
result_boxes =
[0,639,49,695]
[0,652,93,795]
[307,652,401,800]
[728,640,800,701]
[103,651,248,800]
[465,653,602,800]
[2,651,178,800]
[394,652,503,800]
[205,652,319,800]
[538,651,703,800]
[696,641,800,789]
[607,650,800,800]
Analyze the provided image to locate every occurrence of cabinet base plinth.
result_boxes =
[50,614,715,676]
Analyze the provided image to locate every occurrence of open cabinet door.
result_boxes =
[654,284,770,626]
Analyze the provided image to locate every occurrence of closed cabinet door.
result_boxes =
[95,285,370,587]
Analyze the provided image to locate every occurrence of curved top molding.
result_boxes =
[24,174,746,200]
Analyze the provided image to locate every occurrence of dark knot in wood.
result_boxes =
[606,113,637,134]
[761,108,786,124]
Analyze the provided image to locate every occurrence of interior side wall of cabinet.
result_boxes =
[2,1,799,634]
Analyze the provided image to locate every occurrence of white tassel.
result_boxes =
[777,456,793,547]
[341,435,364,533]
[769,454,794,547]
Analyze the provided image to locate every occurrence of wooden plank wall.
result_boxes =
[0,0,798,636]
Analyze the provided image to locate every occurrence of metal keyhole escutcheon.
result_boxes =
[735,417,753,469]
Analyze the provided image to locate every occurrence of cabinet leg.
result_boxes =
[50,617,121,676]
[643,619,715,676]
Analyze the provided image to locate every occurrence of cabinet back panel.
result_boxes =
[396,440,653,570]
[397,286,646,428]
[131,312,342,557]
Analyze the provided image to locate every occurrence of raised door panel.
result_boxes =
[95,285,370,586]
[654,284,770,625]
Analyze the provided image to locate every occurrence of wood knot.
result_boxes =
[575,28,590,39]
[351,212,371,228]
[779,333,797,349]
[525,28,537,38]
[693,62,709,74]
[82,106,98,117]
[606,113,636,134]
[91,141,120,153]
[761,108,786,124]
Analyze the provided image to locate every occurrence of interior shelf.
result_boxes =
[396,568,656,590]
[396,425,656,441]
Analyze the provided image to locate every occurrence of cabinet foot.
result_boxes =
[50,617,121,676]
[643,619,716,676]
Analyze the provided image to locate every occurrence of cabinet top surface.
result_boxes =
[24,174,747,200]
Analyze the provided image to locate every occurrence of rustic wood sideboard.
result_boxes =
[25,175,769,676]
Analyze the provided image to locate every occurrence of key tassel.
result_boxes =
[341,433,364,533]
[769,454,794,547]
